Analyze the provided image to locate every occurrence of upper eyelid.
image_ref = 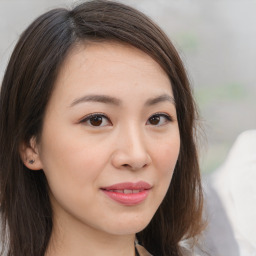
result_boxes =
[149,112,173,120]
[150,112,170,117]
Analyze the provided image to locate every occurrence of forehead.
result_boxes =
[60,41,168,78]
[51,41,173,104]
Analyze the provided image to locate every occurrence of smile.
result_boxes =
[101,181,151,206]
[106,189,143,193]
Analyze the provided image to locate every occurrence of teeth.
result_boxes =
[124,189,133,194]
[106,189,143,194]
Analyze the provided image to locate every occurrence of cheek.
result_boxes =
[154,136,180,174]
[39,134,108,217]
[152,135,180,197]
[39,128,109,193]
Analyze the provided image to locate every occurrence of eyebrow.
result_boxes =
[145,94,175,106]
[70,94,121,107]
[69,93,175,107]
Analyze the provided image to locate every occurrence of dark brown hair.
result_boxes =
[0,1,204,255]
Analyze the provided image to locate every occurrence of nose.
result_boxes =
[111,126,152,171]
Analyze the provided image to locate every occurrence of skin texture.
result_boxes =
[22,42,180,256]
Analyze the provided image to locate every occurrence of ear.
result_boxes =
[19,137,43,171]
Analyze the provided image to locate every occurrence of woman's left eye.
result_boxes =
[146,113,172,126]
[80,114,111,127]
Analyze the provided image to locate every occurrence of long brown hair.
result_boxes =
[0,1,204,255]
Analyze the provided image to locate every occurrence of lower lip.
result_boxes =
[102,190,150,206]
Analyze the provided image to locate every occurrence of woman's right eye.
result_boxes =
[80,114,111,127]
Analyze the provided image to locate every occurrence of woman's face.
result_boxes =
[35,42,180,236]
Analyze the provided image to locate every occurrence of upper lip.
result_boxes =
[101,181,152,190]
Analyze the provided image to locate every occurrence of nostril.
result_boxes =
[122,163,148,170]
[111,150,152,170]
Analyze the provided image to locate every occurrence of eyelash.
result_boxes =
[80,112,173,127]
[80,113,112,127]
[147,112,173,126]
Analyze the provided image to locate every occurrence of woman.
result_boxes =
[0,1,204,255]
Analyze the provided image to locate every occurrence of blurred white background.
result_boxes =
[1,0,255,173]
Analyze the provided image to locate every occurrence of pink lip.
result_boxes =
[101,181,152,206]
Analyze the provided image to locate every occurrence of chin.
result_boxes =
[104,215,153,235]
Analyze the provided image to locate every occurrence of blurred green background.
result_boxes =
[1,0,255,173]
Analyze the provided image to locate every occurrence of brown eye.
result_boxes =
[81,114,111,127]
[89,115,103,126]
[149,115,160,125]
[147,113,172,126]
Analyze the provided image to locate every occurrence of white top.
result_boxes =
[203,130,256,256]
